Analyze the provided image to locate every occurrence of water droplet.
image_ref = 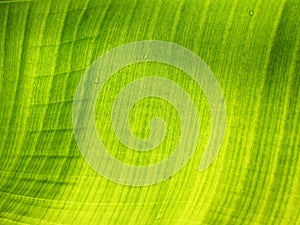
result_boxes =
[249,10,254,16]
[143,54,148,60]
[94,77,99,84]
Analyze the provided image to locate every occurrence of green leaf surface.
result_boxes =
[0,0,299,224]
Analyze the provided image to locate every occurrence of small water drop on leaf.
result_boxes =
[249,10,254,16]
